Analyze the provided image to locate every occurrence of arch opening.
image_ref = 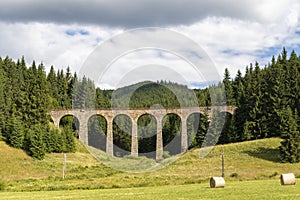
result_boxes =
[138,114,157,159]
[59,115,80,138]
[113,114,132,157]
[88,115,107,152]
[218,112,235,144]
[162,113,181,156]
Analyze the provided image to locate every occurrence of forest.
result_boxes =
[0,48,299,162]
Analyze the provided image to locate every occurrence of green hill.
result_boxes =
[1,137,300,191]
[110,81,206,108]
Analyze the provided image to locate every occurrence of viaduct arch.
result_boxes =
[50,106,236,160]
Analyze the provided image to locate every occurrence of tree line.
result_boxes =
[0,48,299,162]
[220,48,300,162]
[0,57,77,159]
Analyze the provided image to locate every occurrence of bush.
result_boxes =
[163,151,171,159]
[230,172,238,178]
[269,171,278,178]
[0,180,5,190]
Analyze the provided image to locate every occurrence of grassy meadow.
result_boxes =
[0,179,299,200]
[1,137,300,199]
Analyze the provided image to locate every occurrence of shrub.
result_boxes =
[163,151,171,159]
[0,180,5,190]
[269,172,278,178]
[230,172,238,178]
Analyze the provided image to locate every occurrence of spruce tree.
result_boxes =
[223,68,234,105]
[47,66,59,108]
[7,113,25,149]
[189,112,209,148]
[0,58,5,134]
[27,125,46,160]
[62,126,76,153]
[279,107,300,163]
[203,109,224,146]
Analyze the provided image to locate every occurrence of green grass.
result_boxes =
[1,137,300,192]
[0,179,299,200]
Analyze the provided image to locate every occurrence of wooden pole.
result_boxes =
[222,149,224,178]
[62,153,66,179]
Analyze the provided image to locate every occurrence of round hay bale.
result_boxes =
[280,173,296,185]
[210,177,225,188]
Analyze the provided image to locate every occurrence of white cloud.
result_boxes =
[173,10,300,76]
[97,50,199,89]
[0,1,300,87]
[0,22,122,73]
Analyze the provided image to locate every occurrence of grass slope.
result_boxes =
[1,137,300,191]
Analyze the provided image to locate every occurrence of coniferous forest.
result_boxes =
[0,48,299,162]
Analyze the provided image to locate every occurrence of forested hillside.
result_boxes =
[0,48,299,162]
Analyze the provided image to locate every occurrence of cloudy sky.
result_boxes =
[0,0,300,89]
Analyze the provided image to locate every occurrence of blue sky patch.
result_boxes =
[222,49,241,56]
[189,81,219,89]
[79,30,89,35]
[65,29,89,36]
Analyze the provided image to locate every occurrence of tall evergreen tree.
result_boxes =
[26,125,46,160]
[0,58,5,135]
[223,68,234,105]
[7,110,24,149]
[47,66,59,108]
[279,107,300,163]
[188,112,209,148]
[62,126,76,153]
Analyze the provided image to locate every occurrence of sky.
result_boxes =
[0,0,300,89]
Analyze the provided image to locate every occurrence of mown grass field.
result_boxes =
[1,137,300,198]
[0,179,299,200]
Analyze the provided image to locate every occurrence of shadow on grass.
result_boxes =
[244,147,280,163]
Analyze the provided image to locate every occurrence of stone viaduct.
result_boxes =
[49,106,236,160]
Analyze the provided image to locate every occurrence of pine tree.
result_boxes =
[43,124,61,153]
[279,107,300,163]
[189,112,209,148]
[47,66,59,108]
[57,69,71,108]
[223,68,235,105]
[242,120,253,141]
[27,125,46,160]
[62,126,76,153]
[203,109,224,146]
[7,112,25,149]
[0,58,5,134]
[232,70,247,141]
